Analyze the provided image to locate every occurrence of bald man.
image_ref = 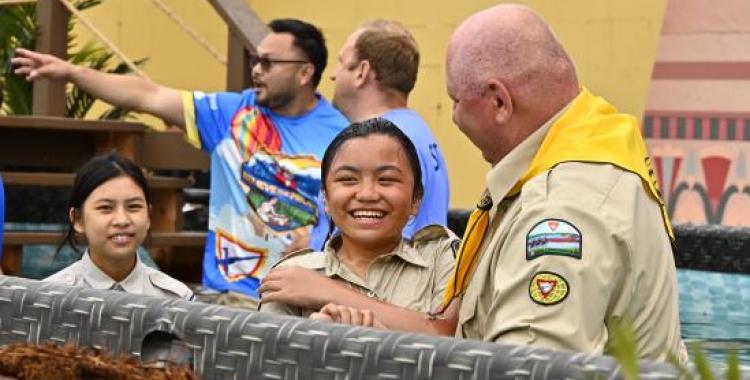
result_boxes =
[309,4,687,363]
[440,4,686,362]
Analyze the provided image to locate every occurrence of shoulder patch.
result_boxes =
[526,219,582,260]
[529,271,569,305]
[148,271,192,299]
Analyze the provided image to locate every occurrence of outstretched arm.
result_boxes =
[12,48,185,127]
[259,266,458,335]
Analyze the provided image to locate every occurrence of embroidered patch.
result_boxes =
[526,219,582,261]
[529,271,569,305]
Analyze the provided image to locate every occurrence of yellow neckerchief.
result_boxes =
[440,87,673,310]
[508,87,673,239]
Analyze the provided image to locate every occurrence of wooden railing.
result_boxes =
[1,0,271,280]
[27,0,269,115]
[0,116,208,280]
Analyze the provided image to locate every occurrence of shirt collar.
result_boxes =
[486,99,575,205]
[80,249,144,292]
[117,253,148,294]
[321,236,429,280]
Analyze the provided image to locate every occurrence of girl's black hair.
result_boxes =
[58,152,151,256]
[320,117,423,244]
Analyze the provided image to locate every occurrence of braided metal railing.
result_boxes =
[0,276,679,380]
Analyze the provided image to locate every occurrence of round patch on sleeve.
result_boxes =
[529,271,569,305]
[526,219,582,260]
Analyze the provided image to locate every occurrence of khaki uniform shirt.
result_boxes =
[260,225,458,317]
[457,113,687,362]
[44,250,194,300]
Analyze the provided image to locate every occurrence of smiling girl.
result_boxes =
[259,118,457,322]
[44,153,193,300]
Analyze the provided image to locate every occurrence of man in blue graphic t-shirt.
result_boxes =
[14,19,348,300]
[309,20,450,249]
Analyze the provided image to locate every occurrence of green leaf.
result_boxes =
[605,316,639,380]
[691,342,714,380]
[726,349,740,380]
[666,350,694,380]
[1,1,147,120]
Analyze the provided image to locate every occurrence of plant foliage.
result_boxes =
[0,0,145,118]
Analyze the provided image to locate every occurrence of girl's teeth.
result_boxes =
[352,211,384,218]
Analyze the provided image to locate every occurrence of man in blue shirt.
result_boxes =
[310,20,450,249]
[13,19,348,300]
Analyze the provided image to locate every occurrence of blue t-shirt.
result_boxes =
[184,90,348,297]
[309,108,450,249]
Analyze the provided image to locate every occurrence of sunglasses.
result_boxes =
[249,55,309,71]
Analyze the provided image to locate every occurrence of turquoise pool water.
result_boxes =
[679,269,750,365]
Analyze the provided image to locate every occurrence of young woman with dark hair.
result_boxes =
[44,152,193,300]
[258,118,457,323]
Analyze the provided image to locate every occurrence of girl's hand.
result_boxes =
[310,303,386,329]
[259,266,346,308]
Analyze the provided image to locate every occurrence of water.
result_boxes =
[678,269,750,366]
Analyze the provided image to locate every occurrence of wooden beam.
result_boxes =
[140,130,209,171]
[3,231,206,247]
[226,33,253,92]
[1,172,194,189]
[207,0,268,50]
[0,246,23,276]
[33,0,68,116]
[0,115,147,132]
[207,0,268,91]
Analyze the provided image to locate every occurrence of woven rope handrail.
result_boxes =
[148,0,226,66]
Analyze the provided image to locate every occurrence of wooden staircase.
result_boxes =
[0,116,209,282]
[0,0,270,282]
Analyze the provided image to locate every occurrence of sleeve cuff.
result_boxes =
[181,91,202,150]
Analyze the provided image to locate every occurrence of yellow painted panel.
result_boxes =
[71,0,666,208]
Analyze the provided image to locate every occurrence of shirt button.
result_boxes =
[366,290,376,298]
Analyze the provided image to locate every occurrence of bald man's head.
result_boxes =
[447,4,578,110]
[446,4,580,163]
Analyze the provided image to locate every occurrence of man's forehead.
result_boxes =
[340,29,363,55]
[257,32,295,55]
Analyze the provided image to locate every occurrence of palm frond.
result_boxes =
[1,1,147,120]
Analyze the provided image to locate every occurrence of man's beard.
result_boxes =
[257,87,296,111]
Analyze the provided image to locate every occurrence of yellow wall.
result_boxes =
[75,0,667,207]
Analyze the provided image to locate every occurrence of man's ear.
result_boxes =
[354,60,371,88]
[487,79,513,125]
[70,207,84,234]
[298,63,315,87]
